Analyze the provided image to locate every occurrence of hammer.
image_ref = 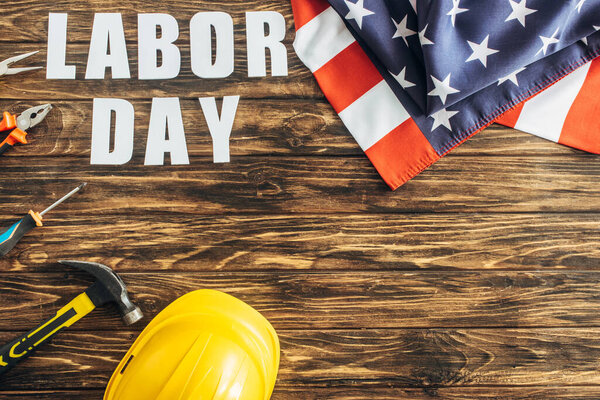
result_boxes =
[0,260,143,375]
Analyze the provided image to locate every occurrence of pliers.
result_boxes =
[0,104,52,156]
[0,51,42,77]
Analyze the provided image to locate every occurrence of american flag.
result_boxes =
[292,0,600,189]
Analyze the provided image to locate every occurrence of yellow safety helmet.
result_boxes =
[104,289,280,400]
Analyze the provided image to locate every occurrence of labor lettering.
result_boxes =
[46,11,288,80]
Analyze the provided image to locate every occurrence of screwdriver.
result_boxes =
[0,183,87,256]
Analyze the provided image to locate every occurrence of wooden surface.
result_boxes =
[1,1,600,399]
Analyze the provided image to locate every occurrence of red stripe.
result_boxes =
[558,58,600,154]
[313,42,383,113]
[365,118,440,190]
[495,101,525,128]
[290,0,330,31]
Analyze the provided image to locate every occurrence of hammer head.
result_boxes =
[59,260,143,326]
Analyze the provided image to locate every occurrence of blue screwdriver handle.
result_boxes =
[0,184,86,257]
[0,213,39,256]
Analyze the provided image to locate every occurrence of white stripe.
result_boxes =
[515,62,591,142]
[338,81,411,150]
[293,7,356,72]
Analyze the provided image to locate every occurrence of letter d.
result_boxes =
[90,98,134,165]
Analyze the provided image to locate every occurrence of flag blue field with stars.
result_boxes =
[292,0,600,189]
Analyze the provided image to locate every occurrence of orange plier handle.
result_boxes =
[0,112,27,156]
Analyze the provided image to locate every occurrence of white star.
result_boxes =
[392,15,416,46]
[430,108,459,131]
[536,27,560,56]
[391,67,416,89]
[581,25,599,45]
[419,24,435,46]
[466,35,499,67]
[576,0,586,13]
[505,0,537,27]
[344,0,375,29]
[447,0,468,27]
[497,67,526,86]
[428,73,460,105]
[408,0,417,13]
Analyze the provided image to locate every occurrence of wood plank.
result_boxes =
[3,387,600,400]
[0,42,320,100]
[460,124,584,156]
[0,99,352,157]
[0,155,599,214]
[2,387,600,400]
[0,99,582,157]
[0,328,599,390]
[0,213,598,272]
[0,271,600,330]
[0,0,294,43]
[276,386,600,400]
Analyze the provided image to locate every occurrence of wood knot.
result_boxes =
[248,168,269,184]
[285,113,327,139]
[247,168,282,196]
[257,180,282,197]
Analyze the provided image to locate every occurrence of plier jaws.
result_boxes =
[0,51,42,77]
[0,104,52,156]
[16,104,52,131]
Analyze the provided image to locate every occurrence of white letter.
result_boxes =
[47,13,76,79]
[85,13,131,79]
[190,12,234,78]
[138,14,181,80]
[145,98,189,165]
[90,98,134,165]
[246,11,288,77]
[199,96,239,163]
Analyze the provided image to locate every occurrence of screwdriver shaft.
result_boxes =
[40,183,87,216]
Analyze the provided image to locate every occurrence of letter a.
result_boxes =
[145,98,190,165]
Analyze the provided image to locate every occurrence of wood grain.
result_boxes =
[0,271,599,330]
[0,0,294,44]
[278,386,600,400]
[2,0,600,396]
[0,99,352,157]
[0,213,598,272]
[0,100,584,157]
[0,43,319,100]
[1,155,600,214]
[4,387,600,400]
[2,387,600,400]
[0,328,599,390]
